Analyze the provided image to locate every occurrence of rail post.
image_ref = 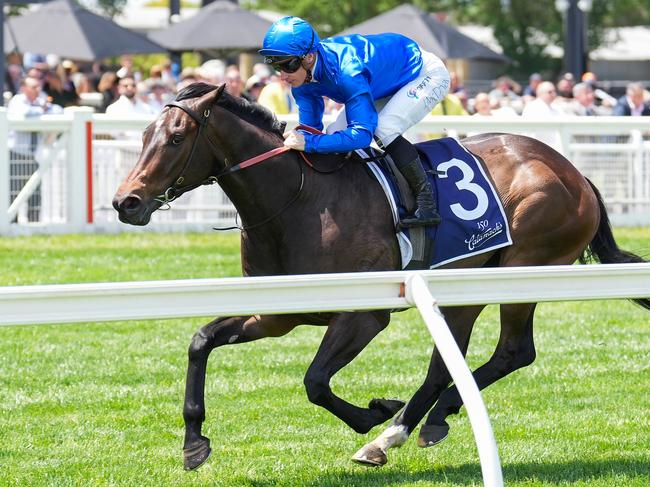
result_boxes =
[68,108,94,232]
[0,108,9,234]
[406,273,503,487]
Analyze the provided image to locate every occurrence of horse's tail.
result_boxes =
[580,178,650,310]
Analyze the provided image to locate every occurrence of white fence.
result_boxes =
[3,263,650,486]
[2,109,650,235]
[3,263,649,326]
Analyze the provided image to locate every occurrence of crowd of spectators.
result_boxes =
[4,53,301,117]
[460,72,650,119]
[5,52,650,122]
[5,51,650,224]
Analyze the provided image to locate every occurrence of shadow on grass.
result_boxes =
[238,458,649,486]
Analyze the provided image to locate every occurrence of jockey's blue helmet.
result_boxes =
[259,16,320,57]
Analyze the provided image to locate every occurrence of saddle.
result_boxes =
[295,125,431,269]
[358,147,432,270]
[298,132,512,271]
[308,146,418,217]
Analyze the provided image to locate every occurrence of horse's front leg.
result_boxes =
[183,314,301,470]
[303,311,404,435]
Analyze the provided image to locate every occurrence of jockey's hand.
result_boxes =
[283,130,306,151]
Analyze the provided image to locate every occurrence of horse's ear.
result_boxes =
[207,83,226,103]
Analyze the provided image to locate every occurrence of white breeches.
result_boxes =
[326,51,450,148]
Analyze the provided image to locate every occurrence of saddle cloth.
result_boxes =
[365,137,513,269]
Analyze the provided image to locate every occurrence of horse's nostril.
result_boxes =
[115,195,142,212]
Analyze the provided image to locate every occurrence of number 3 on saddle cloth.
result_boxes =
[366,137,513,270]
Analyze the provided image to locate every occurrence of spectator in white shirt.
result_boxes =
[566,82,610,116]
[7,76,63,222]
[106,75,156,142]
[146,79,172,113]
[471,92,493,117]
[106,75,156,116]
[521,81,563,151]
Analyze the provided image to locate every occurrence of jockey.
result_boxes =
[260,16,450,227]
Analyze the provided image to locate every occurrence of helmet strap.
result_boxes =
[302,53,315,83]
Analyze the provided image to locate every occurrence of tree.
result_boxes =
[449,0,564,76]
[453,0,650,77]
[248,0,457,35]
[80,0,128,19]
[250,0,563,74]
[249,0,650,78]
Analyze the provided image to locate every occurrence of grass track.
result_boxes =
[0,229,649,486]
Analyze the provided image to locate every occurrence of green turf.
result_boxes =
[0,229,649,486]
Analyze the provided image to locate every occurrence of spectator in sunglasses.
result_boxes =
[260,16,450,227]
[106,75,156,116]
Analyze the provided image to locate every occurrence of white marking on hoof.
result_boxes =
[228,335,239,344]
[375,424,409,450]
[352,424,410,467]
[351,444,386,466]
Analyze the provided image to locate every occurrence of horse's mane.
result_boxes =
[175,82,285,138]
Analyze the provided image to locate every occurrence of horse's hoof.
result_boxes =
[368,398,406,419]
[417,423,449,448]
[352,444,387,467]
[183,437,212,470]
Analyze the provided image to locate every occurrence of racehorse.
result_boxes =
[113,83,650,470]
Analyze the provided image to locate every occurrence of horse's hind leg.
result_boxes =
[183,314,301,470]
[419,303,536,447]
[353,305,484,466]
[303,310,404,434]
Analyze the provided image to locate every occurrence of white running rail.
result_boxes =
[3,111,650,234]
[2,263,649,487]
[2,264,649,326]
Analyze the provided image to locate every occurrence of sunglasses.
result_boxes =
[264,56,304,74]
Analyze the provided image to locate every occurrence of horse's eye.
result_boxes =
[171,134,184,145]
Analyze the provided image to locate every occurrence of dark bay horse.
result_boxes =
[113,83,650,470]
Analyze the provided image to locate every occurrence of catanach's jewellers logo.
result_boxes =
[465,222,504,251]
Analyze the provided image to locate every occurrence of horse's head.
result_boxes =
[112,83,226,225]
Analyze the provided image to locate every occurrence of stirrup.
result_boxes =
[398,211,441,228]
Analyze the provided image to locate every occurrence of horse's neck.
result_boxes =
[215,128,300,224]
[216,121,280,168]
[212,118,387,233]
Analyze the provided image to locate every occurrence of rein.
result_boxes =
[156,100,315,206]
[212,141,313,179]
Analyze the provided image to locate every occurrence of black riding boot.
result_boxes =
[385,136,441,227]
[397,158,441,226]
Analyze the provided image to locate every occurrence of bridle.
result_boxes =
[156,95,312,231]
[154,88,353,231]
[156,97,300,204]
[154,100,220,206]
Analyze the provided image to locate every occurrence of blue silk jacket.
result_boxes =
[293,33,423,153]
